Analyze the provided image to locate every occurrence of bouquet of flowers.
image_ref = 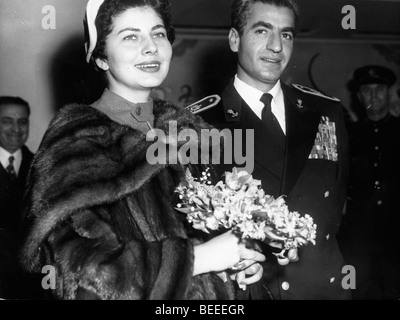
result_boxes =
[175,167,317,265]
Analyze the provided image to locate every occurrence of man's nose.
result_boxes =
[11,121,21,133]
[267,32,282,53]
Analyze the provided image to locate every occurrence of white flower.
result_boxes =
[205,216,219,230]
[213,206,226,220]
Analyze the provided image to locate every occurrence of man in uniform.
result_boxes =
[198,0,351,299]
[0,96,34,298]
[338,65,400,300]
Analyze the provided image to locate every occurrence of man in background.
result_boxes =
[0,96,34,298]
[338,65,400,299]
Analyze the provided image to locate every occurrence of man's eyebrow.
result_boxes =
[251,21,295,34]
[282,26,295,34]
[251,21,273,30]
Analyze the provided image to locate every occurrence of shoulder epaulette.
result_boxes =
[292,84,340,102]
[184,94,221,114]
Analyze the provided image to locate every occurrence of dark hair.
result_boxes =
[231,0,300,36]
[91,0,175,66]
[0,96,30,116]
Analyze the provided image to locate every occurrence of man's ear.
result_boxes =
[95,57,109,71]
[228,28,240,53]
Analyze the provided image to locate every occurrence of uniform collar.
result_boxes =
[91,88,154,133]
[365,113,392,125]
[233,75,282,109]
[233,76,285,133]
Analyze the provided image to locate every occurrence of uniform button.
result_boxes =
[375,146,379,151]
[374,128,379,133]
[282,281,290,291]
[374,163,378,167]
[325,234,330,240]
[377,200,383,206]
[375,181,380,186]
[135,106,143,116]
[324,191,330,198]
[330,277,335,283]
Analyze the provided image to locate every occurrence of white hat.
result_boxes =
[84,0,106,63]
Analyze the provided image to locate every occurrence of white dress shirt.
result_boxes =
[233,75,286,134]
[0,146,22,176]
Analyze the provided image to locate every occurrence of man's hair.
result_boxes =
[231,0,300,36]
[91,0,175,66]
[0,96,30,116]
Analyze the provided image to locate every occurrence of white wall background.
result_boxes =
[0,0,87,152]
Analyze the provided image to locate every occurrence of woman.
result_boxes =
[20,0,265,300]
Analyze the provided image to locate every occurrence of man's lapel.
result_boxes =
[0,159,16,185]
[221,83,286,179]
[0,161,8,178]
[281,84,320,195]
[18,146,33,185]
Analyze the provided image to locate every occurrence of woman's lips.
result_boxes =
[135,61,161,72]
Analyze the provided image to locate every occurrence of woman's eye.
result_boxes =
[154,32,166,38]
[123,34,137,40]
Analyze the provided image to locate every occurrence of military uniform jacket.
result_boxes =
[200,81,351,300]
[341,115,400,253]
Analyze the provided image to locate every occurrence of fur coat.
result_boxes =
[20,98,235,300]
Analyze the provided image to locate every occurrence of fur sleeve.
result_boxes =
[45,207,194,300]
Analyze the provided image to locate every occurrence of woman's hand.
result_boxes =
[230,262,264,290]
[192,230,266,276]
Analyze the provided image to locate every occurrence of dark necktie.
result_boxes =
[260,93,285,147]
[7,155,17,181]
